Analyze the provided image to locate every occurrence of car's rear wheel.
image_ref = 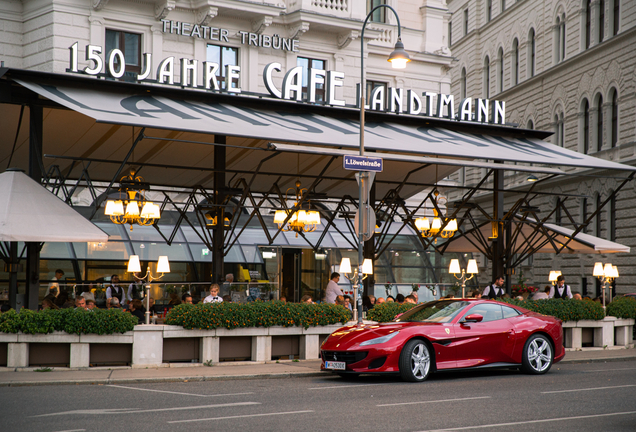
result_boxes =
[399,339,431,382]
[521,334,553,374]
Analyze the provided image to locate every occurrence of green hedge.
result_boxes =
[606,297,636,320]
[366,303,416,323]
[501,298,605,321]
[165,301,351,330]
[0,308,138,335]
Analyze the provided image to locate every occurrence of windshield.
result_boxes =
[395,300,470,323]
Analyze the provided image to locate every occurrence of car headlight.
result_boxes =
[359,331,400,346]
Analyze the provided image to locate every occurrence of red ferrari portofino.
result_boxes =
[321,299,564,382]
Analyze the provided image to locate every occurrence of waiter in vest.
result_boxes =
[549,275,573,299]
[106,274,124,308]
[482,275,505,299]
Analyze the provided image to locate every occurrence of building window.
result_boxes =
[555,14,566,63]
[555,111,564,147]
[585,0,592,48]
[105,30,141,79]
[500,0,506,13]
[512,38,519,85]
[484,56,490,98]
[608,192,616,241]
[528,28,535,78]
[581,197,588,233]
[497,48,504,93]
[527,119,534,129]
[464,9,469,36]
[449,20,452,46]
[487,0,492,22]
[297,57,326,102]
[612,0,620,36]
[582,99,590,153]
[207,44,239,90]
[595,93,604,151]
[555,198,562,225]
[595,193,602,236]
[368,0,386,23]
[599,0,605,43]
[461,68,467,99]
[610,88,618,147]
[366,80,387,106]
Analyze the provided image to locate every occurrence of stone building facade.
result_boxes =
[447,0,636,295]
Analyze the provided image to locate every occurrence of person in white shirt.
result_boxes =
[325,272,343,304]
[549,275,573,299]
[203,284,223,303]
[45,269,64,297]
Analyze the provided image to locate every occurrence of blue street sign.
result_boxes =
[343,155,383,172]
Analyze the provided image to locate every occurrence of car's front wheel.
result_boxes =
[399,339,431,382]
[521,334,553,374]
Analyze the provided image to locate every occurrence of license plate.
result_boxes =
[325,361,346,370]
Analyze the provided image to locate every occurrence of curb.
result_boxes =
[0,371,327,387]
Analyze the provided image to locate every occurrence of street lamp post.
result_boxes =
[127,255,170,324]
[357,5,410,324]
[593,262,619,309]
[339,257,373,323]
[449,259,479,298]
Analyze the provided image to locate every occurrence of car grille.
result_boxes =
[322,351,368,365]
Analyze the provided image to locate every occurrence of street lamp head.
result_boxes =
[388,38,410,69]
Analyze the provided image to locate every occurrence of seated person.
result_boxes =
[75,295,87,310]
[168,292,182,306]
[42,298,59,310]
[109,297,123,309]
[86,299,97,310]
[128,299,145,324]
[182,293,193,304]
[203,284,223,303]
[222,294,231,303]
[405,295,417,304]
[300,295,313,304]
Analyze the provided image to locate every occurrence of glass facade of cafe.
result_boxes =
[0,208,479,306]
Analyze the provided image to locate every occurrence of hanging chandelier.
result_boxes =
[104,171,161,231]
[274,181,321,237]
[414,190,457,240]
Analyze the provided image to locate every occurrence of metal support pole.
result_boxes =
[26,105,43,310]
[8,242,18,310]
[212,136,226,287]
[491,168,505,285]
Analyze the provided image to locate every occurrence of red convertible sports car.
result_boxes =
[321,299,564,382]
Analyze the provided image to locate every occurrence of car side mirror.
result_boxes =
[462,314,483,323]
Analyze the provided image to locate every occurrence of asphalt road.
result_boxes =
[2,360,636,432]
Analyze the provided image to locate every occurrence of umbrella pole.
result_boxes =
[8,242,18,310]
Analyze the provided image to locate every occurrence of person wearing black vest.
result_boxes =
[549,275,573,299]
[106,274,124,308]
[482,276,505,299]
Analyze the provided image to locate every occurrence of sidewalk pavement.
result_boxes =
[1,347,634,387]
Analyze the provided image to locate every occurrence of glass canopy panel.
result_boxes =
[131,242,189,261]
[73,241,131,260]
[40,242,72,259]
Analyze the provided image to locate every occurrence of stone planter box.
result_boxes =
[562,317,634,349]
[0,322,348,369]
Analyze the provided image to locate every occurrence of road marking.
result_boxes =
[106,384,253,398]
[168,410,314,423]
[308,383,387,390]
[33,402,259,417]
[584,367,636,373]
[416,411,636,431]
[53,430,86,432]
[541,384,636,394]
[377,396,491,407]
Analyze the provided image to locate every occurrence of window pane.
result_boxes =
[207,45,221,65]
[105,30,119,52]
[124,33,140,66]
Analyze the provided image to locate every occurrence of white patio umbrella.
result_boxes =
[0,169,108,242]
